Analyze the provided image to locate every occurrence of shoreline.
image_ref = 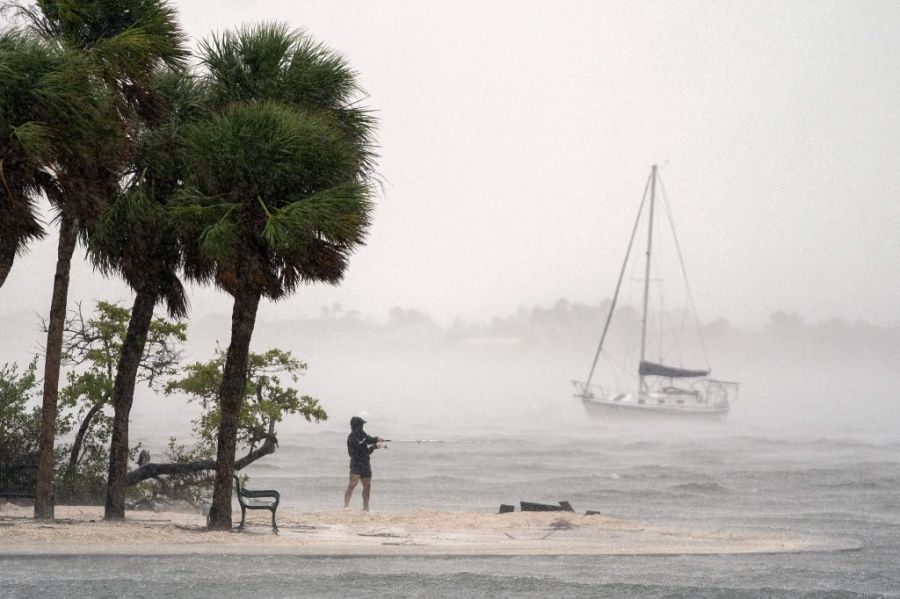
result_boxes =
[0,503,853,557]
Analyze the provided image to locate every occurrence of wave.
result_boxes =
[813,479,899,491]
[670,481,730,494]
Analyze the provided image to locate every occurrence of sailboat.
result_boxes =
[572,165,738,419]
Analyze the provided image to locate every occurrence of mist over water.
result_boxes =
[188,301,900,440]
[3,299,899,443]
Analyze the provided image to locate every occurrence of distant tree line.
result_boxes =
[0,1,376,529]
[267,299,900,357]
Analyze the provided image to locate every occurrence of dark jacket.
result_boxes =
[347,419,378,476]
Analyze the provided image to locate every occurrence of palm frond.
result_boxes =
[263,182,372,252]
[19,0,188,66]
[88,186,161,272]
[199,22,296,106]
[198,218,239,262]
[282,36,359,111]
[9,122,53,161]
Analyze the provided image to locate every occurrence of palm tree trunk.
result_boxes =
[207,289,261,530]
[34,214,78,520]
[104,289,157,521]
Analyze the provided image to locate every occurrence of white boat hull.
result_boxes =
[579,396,728,421]
[575,385,734,421]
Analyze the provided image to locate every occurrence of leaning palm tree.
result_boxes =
[89,68,203,520]
[13,0,187,520]
[176,24,376,530]
[0,27,122,520]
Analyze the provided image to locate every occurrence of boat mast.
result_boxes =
[580,172,652,394]
[639,164,657,394]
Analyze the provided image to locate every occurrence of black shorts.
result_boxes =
[350,469,372,479]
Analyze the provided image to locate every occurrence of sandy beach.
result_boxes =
[0,502,839,557]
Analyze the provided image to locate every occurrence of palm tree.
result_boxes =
[89,68,202,520]
[0,26,122,519]
[14,0,187,520]
[176,24,376,530]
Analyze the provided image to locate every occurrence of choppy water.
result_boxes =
[2,422,899,597]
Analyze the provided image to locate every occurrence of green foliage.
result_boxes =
[0,356,79,453]
[0,29,115,256]
[199,23,375,148]
[88,68,207,316]
[21,0,188,88]
[0,358,46,459]
[175,23,377,299]
[166,347,327,454]
[3,0,189,283]
[0,29,112,154]
[0,302,326,506]
[138,346,327,507]
[60,300,186,391]
[0,300,186,502]
[0,357,74,495]
[50,300,185,502]
[2,16,362,510]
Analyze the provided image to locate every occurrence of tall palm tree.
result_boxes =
[89,68,202,520]
[0,26,121,519]
[15,0,187,520]
[177,24,377,530]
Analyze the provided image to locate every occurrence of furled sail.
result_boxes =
[639,361,709,378]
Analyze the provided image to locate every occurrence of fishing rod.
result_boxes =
[381,439,495,448]
[382,439,451,448]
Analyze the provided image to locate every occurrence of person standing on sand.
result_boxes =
[344,415,383,511]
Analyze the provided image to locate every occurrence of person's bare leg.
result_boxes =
[361,477,372,511]
[344,475,359,508]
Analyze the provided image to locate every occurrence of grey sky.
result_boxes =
[4,1,899,327]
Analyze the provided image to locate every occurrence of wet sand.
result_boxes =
[0,503,839,556]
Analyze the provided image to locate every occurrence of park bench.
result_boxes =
[233,475,280,533]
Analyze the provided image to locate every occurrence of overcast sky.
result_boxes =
[3,0,899,327]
